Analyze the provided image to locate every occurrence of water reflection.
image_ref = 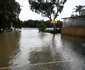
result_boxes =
[38,32,46,39]
[61,35,85,70]
[29,46,52,64]
[28,34,70,70]
[0,29,85,70]
[0,31,21,67]
[29,32,52,64]
[50,34,64,61]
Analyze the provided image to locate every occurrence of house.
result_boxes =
[62,15,85,28]
[61,15,85,37]
[81,9,85,16]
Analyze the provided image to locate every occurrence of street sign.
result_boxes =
[51,20,57,24]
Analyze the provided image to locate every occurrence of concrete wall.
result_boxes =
[61,28,85,37]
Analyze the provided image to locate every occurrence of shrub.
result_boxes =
[37,23,47,32]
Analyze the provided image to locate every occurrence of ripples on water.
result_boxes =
[0,28,85,70]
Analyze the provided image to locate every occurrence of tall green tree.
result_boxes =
[73,5,85,15]
[28,0,67,31]
[0,0,21,31]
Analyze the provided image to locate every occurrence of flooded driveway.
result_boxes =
[0,28,85,70]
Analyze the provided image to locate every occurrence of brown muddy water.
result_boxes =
[0,28,85,70]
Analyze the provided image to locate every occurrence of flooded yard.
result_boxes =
[0,28,85,70]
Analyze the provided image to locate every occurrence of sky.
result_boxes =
[16,0,85,21]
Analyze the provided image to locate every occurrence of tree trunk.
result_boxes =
[79,11,81,15]
[53,24,56,32]
[46,0,47,2]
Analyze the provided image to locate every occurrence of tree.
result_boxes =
[28,0,67,31]
[73,5,85,15]
[13,18,22,29]
[0,0,21,31]
[37,23,47,31]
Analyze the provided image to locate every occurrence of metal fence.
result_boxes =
[63,17,85,28]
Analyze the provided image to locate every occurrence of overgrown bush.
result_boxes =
[37,23,47,32]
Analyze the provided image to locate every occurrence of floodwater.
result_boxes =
[0,28,85,70]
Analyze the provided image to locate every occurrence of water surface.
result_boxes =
[0,28,85,70]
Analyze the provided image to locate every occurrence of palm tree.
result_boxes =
[73,5,85,15]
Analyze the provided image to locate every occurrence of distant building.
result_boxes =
[61,14,85,37]
[81,9,85,16]
[62,15,85,28]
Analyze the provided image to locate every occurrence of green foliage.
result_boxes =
[13,19,22,29]
[29,0,67,20]
[22,20,62,28]
[23,20,51,28]
[0,0,21,31]
[28,0,67,32]
[37,23,47,31]
[73,5,85,15]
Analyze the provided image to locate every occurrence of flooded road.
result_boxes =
[0,28,85,70]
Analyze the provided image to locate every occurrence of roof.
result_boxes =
[62,15,85,19]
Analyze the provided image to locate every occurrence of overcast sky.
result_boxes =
[16,0,85,21]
